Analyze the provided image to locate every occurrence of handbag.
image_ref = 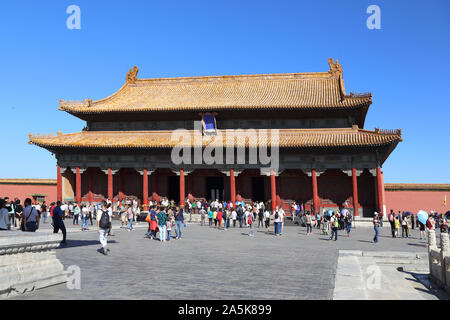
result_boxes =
[145,213,151,223]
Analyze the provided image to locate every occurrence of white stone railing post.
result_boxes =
[427,229,437,278]
[440,231,449,291]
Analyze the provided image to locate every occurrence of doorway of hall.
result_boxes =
[206,177,224,201]
[168,176,180,202]
[252,177,265,202]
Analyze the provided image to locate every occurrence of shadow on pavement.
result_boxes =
[57,240,118,249]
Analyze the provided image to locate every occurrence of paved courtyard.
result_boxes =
[6,220,444,300]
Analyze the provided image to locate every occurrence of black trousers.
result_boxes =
[390,222,395,237]
[53,219,67,242]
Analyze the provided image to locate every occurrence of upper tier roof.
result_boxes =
[58,59,372,116]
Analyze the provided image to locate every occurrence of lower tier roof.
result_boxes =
[29,127,401,150]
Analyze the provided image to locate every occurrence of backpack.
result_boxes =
[274,211,279,219]
[334,220,339,228]
[99,210,111,229]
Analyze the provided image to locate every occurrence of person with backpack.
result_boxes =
[237,204,244,228]
[273,206,281,236]
[156,207,167,242]
[52,201,67,245]
[329,213,339,241]
[97,200,111,255]
[346,212,353,237]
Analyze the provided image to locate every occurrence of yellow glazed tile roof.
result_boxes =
[29,128,401,149]
[58,59,372,114]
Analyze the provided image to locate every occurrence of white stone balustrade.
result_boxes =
[427,229,450,294]
[0,231,67,298]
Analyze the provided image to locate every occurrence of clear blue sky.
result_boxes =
[0,0,449,183]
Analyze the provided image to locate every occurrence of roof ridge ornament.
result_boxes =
[328,58,346,100]
[126,66,139,84]
[328,58,343,76]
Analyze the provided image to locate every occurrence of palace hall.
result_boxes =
[29,59,402,217]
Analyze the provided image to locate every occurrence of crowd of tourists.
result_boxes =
[1,194,448,256]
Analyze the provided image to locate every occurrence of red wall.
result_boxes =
[0,183,57,204]
[385,190,448,214]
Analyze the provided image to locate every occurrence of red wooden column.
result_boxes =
[179,169,185,208]
[312,169,319,214]
[56,166,62,202]
[270,170,276,211]
[352,168,359,217]
[142,168,149,210]
[230,169,236,206]
[376,166,384,215]
[107,168,113,203]
[76,167,81,205]
[87,170,93,204]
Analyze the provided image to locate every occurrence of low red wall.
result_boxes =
[385,190,448,214]
[0,182,57,204]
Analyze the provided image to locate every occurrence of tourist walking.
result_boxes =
[167,215,174,241]
[273,207,282,236]
[305,212,312,235]
[248,208,254,236]
[126,205,134,231]
[237,205,244,228]
[217,209,223,229]
[81,205,89,230]
[157,207,167,242]
[231,209,237,227]
[148,206,158,239]
[388,210,395,238]
[73,203,80,225]
[264,208,270,232]
[41,201,48,224]
[419,219,426,240]
[22,198,40,232]
[345,213,352,237]
[208,208,213,226]
[52,201,67,245]
[329,213,338,241]
[394,215,400,237]
[97,200,112,255]
[175,206,184,239]
[0,198,11,231]
[401,214,408,238]
[199,206,206,226]
[373,212,381,243]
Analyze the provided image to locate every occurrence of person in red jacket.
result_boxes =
[217,210,223,229]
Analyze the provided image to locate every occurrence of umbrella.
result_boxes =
[403,211,413,216]
[445,211,450,217]
[341,209,349,216]
[417,210,428,225]
[327,209,333,217]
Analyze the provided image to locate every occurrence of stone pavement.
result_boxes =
[5,222,445,300]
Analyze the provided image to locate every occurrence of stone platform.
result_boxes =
[0,231,67,298]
